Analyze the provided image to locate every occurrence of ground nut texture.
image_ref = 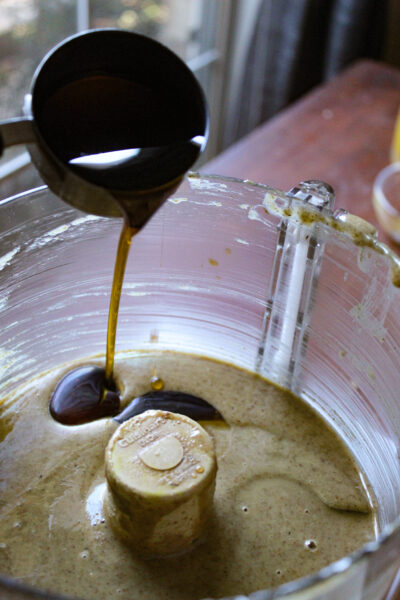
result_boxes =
[0,351,376,600]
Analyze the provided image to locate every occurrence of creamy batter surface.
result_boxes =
[0,351,376,599]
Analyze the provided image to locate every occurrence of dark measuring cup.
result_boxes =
[0,29,208,227]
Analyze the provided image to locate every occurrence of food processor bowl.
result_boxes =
[1,174,400,600]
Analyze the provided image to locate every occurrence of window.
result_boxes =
[0,0,234,198]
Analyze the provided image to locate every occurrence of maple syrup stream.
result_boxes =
[104,221,136,389]
[49,215,220,426]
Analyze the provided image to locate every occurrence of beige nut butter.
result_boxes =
[0,351,376,600]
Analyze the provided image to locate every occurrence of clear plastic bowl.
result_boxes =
[1,175,400,600]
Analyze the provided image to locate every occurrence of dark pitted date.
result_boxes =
[49,366,120,425]
[114,390,222,424]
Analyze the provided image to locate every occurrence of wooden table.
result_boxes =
[204,60,400,250]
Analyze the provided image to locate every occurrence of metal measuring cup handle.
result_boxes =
[0,117,35,156]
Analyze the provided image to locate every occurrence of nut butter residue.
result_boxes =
[0,352,376,600]
[263,192,400,287]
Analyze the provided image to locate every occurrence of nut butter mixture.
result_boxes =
[0,351,376,600]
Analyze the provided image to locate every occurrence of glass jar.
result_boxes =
[1,174,400,600]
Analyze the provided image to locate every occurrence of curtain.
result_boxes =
[224,0,387,148]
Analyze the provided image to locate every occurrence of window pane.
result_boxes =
[89,0,213,62]
[0,0,77,120]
